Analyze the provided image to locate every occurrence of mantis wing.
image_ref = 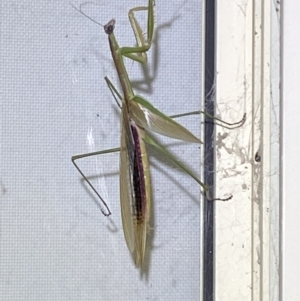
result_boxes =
[120,104,151,267]
[119,93,202,267]
[131,95,202,143]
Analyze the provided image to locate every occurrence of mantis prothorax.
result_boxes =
[71,1,245,267]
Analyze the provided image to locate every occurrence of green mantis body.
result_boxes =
[72,1,245,267]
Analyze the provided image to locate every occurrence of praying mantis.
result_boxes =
[71,1,245,267]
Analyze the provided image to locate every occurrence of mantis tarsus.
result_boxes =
[71,1,245,267]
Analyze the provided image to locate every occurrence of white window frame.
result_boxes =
[210,0,281,300]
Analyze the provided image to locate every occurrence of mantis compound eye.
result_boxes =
[104,19,116,35]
